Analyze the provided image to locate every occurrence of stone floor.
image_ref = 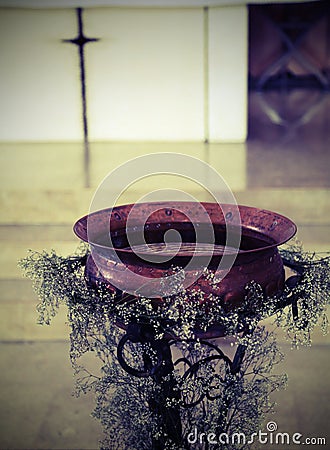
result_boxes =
[0,90,329,449]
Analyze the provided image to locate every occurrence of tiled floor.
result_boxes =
[0,90,329,449]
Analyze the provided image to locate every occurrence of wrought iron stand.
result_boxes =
[115,261,301,449]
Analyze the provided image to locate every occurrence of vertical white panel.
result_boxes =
[209,6,248,142]
[0,9,81,141]
[85,8,204,141]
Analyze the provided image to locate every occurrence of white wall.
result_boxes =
[0,6,248,142]
[209,6,248,141]
[85,8,204,141]
[0,9,82,141]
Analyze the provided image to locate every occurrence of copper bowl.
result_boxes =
[74,202,296,308]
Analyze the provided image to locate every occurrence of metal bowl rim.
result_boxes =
[73,201,297,256]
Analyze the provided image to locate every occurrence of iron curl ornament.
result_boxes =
[19,202,330,450]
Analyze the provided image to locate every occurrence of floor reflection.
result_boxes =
[247,89,330,188]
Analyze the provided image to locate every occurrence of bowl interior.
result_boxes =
[74,202,297,257]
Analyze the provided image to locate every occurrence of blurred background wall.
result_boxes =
[0,4,247,143]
